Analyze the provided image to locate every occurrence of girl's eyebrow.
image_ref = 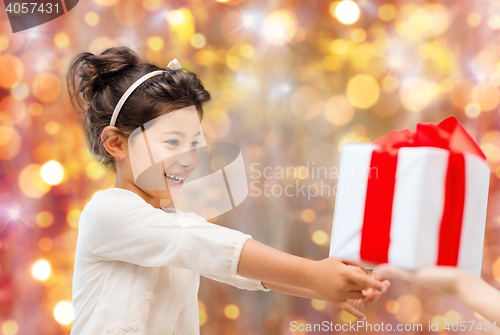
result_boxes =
[161,130,201,137]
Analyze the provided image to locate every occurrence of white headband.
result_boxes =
[109,58,182,127]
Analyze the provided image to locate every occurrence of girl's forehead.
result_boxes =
[147,105,201,130]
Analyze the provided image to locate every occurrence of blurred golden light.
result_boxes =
[114,1,145,26]
[41,160,64,185]
[239,43,254,58]
[0,55,23,88]
[399,77,434,112]
[465,103,481,118]
[471,83,500,111]
[0,140,10,158]
[333,0,360,25]
[36,211,54,228]
[54,33,69,48]
[488,15,500,30]
[431,315,446,331]
[201,207,218,219]
[31,259,51,281]
[0,125,15,146]
[39,237,53,251]
[301,209,316,223]
[311,299,327,310]
[199,301,207,326]
[323,55,343,71]
[93,0,118,6]
[226,55,240,70]
[19,164,50,198]
[386,300,400,314]
[340,309,357,322]
[190,33,206,49]
[53,301,75,325]
[1,320,18,335]
[86,161,107,180]
[290,86,323,120]
[11,82,29,100]
[490,72,500,86]
[88,37,114,55]
[493,257,500,284]
[450,81,474,109]
[143,0,161,11]
[247,145,262,159]
[45,121,60,135]
[373,91,399,117]
[32,72,61,103]
[67,209,81,228]
[0,36,9,51]
[28,102,43,115]
[290,165,307,180]
[444,310,461,323]
[467,13,481,27]
[0,97,26,124]
[312,230,328,245]
[378,4,397,21]
[208,186,222,200]
[261,11,297,45]
[224,304,240,319]
[168,10,186,25]
[481,132,500,162]
[7,208,19,220]
[347,74,380,109]
[324,95,355,125]
[84,12,100,26]
[351,28,366,43]
[395,294,422,323]
[381,75,399,92]
[147,36,164,51]
[202,112,231,139]
[329,39,351,56]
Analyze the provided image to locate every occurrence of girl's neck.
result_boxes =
[114,179,161,208]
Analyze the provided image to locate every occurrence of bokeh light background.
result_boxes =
[0,0,500,334]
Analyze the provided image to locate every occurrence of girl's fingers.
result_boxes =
[346,291,364,300]
[339,302,366,321]
[350,273,387,292]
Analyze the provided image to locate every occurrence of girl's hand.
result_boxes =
[308,258,390,320]
[373,264,467,297]
[346,266,391,312]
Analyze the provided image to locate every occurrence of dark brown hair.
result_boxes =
[66,46,211,170]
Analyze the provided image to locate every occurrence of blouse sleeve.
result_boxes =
[202,273,270,291]
[82,190,253,279]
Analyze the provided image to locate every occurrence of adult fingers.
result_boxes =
[374,264,412,281]
[349,272,387,292]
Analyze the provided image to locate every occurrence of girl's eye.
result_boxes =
[164,140,179,146]
[190,141,199,148]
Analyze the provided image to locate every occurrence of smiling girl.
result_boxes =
[66,46,389,335]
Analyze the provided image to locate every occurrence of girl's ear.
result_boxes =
[101,126,127,160]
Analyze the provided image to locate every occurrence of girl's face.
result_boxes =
[127,105,205,202]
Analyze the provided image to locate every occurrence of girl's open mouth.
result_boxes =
[164,173,186,189]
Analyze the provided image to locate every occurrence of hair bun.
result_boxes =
[68,46,140,107]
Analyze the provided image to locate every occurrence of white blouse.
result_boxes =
[70,187,269,335]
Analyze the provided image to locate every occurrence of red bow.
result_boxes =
[372,116,486,160]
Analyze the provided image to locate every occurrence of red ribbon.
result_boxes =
[359,117,486,265]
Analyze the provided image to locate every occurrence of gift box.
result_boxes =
[329,117,490,276]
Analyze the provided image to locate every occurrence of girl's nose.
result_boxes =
[176,147,199,168]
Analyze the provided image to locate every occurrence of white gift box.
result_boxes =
[329,143,490,276]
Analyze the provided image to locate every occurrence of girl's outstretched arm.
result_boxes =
[374,264,500,324]
[237,238,389,320]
